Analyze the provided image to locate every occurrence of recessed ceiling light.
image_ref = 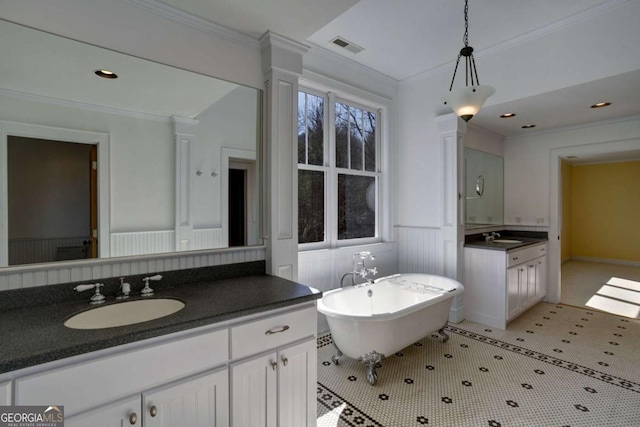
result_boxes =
[500,113,516,118]
[94,69,118,79]
[590,102,611,108]
[521,124,536,129]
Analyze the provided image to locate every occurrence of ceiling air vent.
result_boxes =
[330,36,364,54]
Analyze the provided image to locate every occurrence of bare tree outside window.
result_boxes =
[298,90,379,245]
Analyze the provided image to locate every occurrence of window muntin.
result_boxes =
[298,89,381,246]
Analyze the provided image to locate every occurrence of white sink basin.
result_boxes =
[64,298,185,330]
[493,239,522,244]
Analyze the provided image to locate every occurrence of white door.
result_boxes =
[65,395,140,427]
[231,352,277,427]
[278,338,317,427]
[143,368,229,427]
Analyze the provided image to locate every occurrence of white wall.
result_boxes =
[0,93,175,232]
[504,118,640,227]
[192,86,259,229]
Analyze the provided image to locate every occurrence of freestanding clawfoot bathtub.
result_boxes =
[317,273,464,385]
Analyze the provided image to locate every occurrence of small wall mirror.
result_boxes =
[464,148,503,227]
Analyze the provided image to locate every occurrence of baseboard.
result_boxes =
[570,256,640,267]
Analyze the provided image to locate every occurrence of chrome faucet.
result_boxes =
[340,251,377,287]
[74,283,105,304]
[140,274,163,297]
[483,231,501,242]
[116,277,131,300]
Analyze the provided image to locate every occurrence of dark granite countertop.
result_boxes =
[464,230,548,252]
[0,271,320,374]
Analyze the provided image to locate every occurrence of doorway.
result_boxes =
[228,167,246,247]
[7,136,96,265]
[549,141,640,312]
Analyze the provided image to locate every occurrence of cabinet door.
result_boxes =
[231,352,277,427]
[65,395,140,427]
[526,263,537,305]
[144,367,228,427]
[535,256,547,300]
[0,380,10,405]
[507,266,523,319]
[278,338,317,427]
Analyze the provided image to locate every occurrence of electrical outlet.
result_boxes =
[536,217,544,224]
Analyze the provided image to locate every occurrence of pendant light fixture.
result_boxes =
[443,0,494,122]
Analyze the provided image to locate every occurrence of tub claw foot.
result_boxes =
[438,322,450,343]
[358,350,385,386]
[331,342,344,365]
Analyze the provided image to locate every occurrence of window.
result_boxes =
[298,89,381,247]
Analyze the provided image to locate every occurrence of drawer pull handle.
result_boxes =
[129,412,138,425]
[265,325,290,335]
[149,405,158,417]
[282,356,288,366]
[512,256,519,261]
[271,361,278,371]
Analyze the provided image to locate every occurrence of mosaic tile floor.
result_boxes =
[317,302,640,427]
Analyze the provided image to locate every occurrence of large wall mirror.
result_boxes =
[464,148,503,228]
[0,20,262,268]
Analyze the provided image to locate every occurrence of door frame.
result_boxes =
[0,120,110,267]
[221,148,257,247]
[548,137,640,303]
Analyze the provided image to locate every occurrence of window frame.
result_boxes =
[297,86,385,250]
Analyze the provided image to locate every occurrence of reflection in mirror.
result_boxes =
[0,20,262,267]
[464,148,503,227]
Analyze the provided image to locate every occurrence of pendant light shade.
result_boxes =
[444,0,494,122]
[444,85,495,122]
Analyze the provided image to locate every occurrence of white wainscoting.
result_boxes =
[8,236,89,265]
[0,246,265,291]
[110,228,223,257]
[396,226,443,275]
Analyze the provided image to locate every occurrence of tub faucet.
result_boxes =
[483,231,501,242]
[340,251,377,287]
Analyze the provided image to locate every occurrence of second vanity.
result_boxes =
[463,231,548,329]
[0,262,320,426]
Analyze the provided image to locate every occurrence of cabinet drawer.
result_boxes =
[231,306,316,360]
[507,243,547,267]
[15,327,228,417]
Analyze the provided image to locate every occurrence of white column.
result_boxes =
[260,32,309,280]
[173,116,199,252]
[436,113,466,322]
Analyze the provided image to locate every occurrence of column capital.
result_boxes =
[259,31,309,76]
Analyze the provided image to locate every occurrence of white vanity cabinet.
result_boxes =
[464,242,547,329]
[7,302,317,427]
[230,306,317,427]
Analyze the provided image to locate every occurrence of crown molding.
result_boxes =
[259,31,309,55]
[403,0,633,84]
[120,0,260,51]
[505,114,640,141]
[305,42,398,88]
[1,88,171,122]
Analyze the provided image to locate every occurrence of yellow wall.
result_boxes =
[561,161,572,262]
[570,160,640,262]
